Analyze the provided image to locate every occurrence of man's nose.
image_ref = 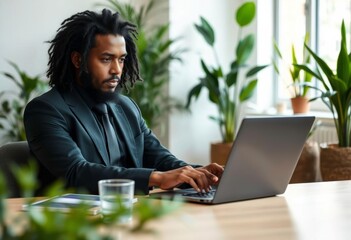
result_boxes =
[110,60,122,75]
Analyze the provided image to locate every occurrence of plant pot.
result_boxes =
[320,143,351,181]
[290,97,310,114]
[290,141,321,183]
[210,142,233,166]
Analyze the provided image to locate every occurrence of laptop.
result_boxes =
[151,116,315,204]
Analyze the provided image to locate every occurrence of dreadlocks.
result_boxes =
[47,9,141,91]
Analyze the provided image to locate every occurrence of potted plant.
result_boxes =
[290,120,322,183]
[0,61,46,143]
[295,20,351,180]
[100,0,185,136]
[273,34,313,114]
[186,1,268,165]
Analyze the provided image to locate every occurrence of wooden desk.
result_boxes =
[6,180,351,240]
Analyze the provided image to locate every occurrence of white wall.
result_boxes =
[0,0,107,87]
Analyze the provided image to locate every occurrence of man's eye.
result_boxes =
[101,58,111,62]
[119,58,125,63]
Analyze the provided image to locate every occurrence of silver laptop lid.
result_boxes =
[212,115,315,204]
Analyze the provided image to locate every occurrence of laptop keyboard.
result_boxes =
[182,190,215,198]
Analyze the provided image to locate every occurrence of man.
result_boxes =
[24,9,223,195]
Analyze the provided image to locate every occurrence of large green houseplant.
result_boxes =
[296,20,351,180]
[100,0,185,131]
[273,34,313,113]
[185,1,268,165]
[0,62,46,143]
[186,1,267,143]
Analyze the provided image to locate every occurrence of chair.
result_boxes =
[0,141,33,197]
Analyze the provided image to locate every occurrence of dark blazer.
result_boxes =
[24,87,190,194]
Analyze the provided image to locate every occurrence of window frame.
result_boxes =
[270,0,344,112]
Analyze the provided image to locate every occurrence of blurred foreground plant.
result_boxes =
[0,161,182,239]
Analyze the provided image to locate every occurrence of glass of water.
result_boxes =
[98,179,135,224]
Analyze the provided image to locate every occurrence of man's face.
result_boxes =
[83,34,127,96]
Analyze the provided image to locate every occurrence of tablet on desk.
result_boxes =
[22,193,101,215]
[22,193,138,215]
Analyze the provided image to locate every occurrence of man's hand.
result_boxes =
[196,163,224,184]
[149,163,224,192]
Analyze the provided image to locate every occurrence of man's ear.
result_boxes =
[71,51,81,69]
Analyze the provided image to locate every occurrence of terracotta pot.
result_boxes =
[210,142,233,166]
[290,141,321,183]
[320,143,351,181]
[290,97,310,114]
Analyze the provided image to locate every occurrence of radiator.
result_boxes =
[309,119,338,144]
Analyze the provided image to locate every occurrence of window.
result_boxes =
[316,0,351,66]
[274,0,307,101]
[273,0,351,111]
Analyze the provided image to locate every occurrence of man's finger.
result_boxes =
[197,168,218,184]
[187,170,209,191]
[181,175,201,192]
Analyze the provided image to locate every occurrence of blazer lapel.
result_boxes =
[62,89,110,166]
[108,102,140,168]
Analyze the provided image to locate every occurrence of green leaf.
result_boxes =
[305,44,334,81]
[291,45,300,80]
[2,101,10,114]
[302,72,313,96]
[185,83,202,108]
[201,76,220,104]
[230,59,239,71]
[155,24,169,40]
[2,72,16,83]
[303,33,311,63]
[226,71,238,87]
[200,60,221,94]
[336,44,350,90]
[294,64,322,81]
[236,34,254,65]
[194,17,215,46]
[239,79,257,102]
[246,65,269,77]
[8,61,26,88]
[272,59,280,75]
[8,164,36,199]
[273,39,283,59]
[200,59,212,77]
[337,20,350,87]
[236,1,256,27]
[209,115,223,125]
[330,75,347,93]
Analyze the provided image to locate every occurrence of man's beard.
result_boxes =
[80,71,121,103]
